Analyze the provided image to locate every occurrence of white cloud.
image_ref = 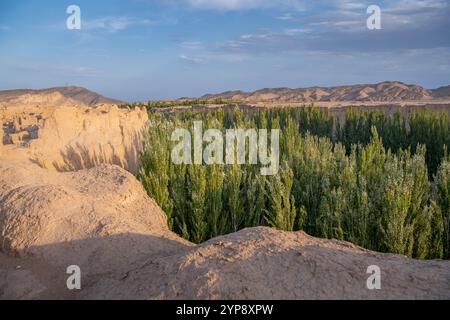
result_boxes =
[217,40,248,48]
[178,52,251,64]
[283,28,311,35]
[241,33,271,40]
[179,41,204,49]
[387,0,448,11]
[83,17,152,33]
[381,0,449,30]
[277,13,295,20]
[178,54,207,64]
[186,0,306,11]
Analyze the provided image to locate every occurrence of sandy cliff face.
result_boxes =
[0,104,191,299]
[1,105,148,173]
[0,104,167,272]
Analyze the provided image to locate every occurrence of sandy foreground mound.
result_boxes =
[0,163,191,299]
[83,227,450,300]
[1,104,450,300]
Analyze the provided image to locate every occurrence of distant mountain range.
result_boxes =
[1,82,450,107]
[0,86,123,107]
[202,82,450,103]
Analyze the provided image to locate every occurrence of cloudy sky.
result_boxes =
[0,0,449,101]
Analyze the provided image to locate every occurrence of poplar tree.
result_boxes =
[185,164,208,243]
[264,163,296,231]
[435,157,450,258]
[137,106,450,260]
[205,164,225,238]
[223,164,244,232]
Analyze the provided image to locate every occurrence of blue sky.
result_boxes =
[0,0,449,101]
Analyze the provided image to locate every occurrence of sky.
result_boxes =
[0,0,449,101]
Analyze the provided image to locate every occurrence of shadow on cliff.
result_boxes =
[52,129,143,173]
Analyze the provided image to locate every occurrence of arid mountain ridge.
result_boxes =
[1,82,450,107]
[202,81,450,103]
[0,86,123,107]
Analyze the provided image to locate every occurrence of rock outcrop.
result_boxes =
[0,161,189,274]
[1,105,148,173]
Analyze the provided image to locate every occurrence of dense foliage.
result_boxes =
[337,108,450,176]
[139,107,450,259]
[119,98,242,110]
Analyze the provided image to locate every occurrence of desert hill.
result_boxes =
[0,86,123,108]
[202,81,450,103]
[432,85,450,99]
[2,82,449,109]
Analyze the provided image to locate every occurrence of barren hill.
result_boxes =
[0,86,123,108]
[202,81,449,103]
[432,85,450,99]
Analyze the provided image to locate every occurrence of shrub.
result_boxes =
[138,107,449,259]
